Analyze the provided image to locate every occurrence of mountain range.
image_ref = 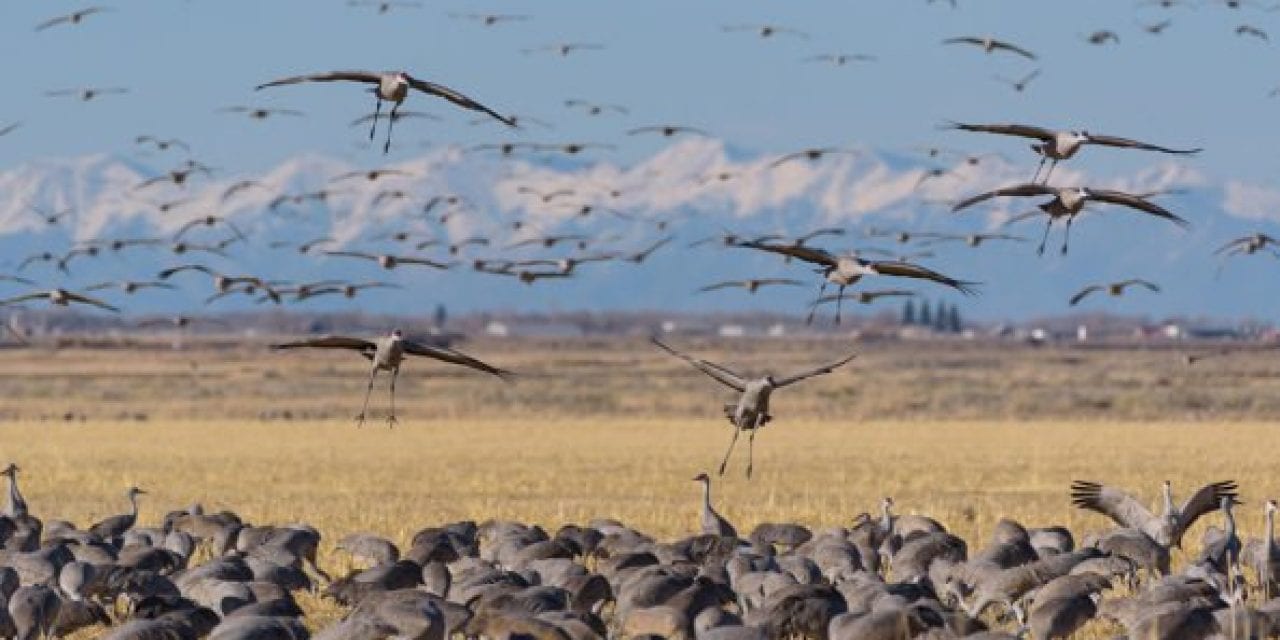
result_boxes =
[0,137,1277,321]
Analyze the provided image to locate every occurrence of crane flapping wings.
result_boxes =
[651,338,747,392]
[1171,481,1239,548]
[401,340,514,381]
[270,335,377,359]
[772,353,858,388]
[1070,481,1157,532]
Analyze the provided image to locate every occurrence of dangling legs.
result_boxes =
[369,96,382,142]
[1041,159,1059,184]
[806,280,829,325]
[1036,217,1053,256]
[387,367,399,428]
[356,366,378,427]
[1061,215,1075,255]
[1030,155,1047,184]
[383,102,399,154]
[834,285,846,326]
[746,427,758,479]
[718,426,741,476]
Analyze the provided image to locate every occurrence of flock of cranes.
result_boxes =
[5,1,1280,637]
[0,464,1278,639]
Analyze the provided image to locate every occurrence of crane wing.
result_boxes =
[651,338,748,392]
[256,70,381,90]
[401,341,514,381]
[1087,190,1189,227]
[952,183,1055,212]
[1172,481,1240,548]
[1070,481,1158,532]
[270,335,376,355]
[64,292,120,313]
[1084,134,1201,155]
[944,122,1056,142]
[1069,286,1103,306]
[866,261,979,295]
[732,242,838,267]
[405,76,515,126]
[773,352,858,388]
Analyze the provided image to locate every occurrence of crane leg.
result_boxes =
[1030,155,1047,183]
[383,102,399,154]
[1061,216,1074,255]
[369,97,381,142]
[805,280,829,325]
[387,368,399,428]
[834,285,846,326]
[1036,218,1052,256]
[718,427,741,476]
[1041,159,1059,184]
[745,427,758,479]
[356,366,378,428]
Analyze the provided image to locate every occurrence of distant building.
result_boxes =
[718,324,745,338]
[485,321,510,337]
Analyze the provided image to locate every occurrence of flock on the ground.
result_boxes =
[0,465,1278,639]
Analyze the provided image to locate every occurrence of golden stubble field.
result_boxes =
[1,338,1278,636]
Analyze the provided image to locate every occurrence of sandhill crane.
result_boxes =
[1070,480,1238,549]
[0,288,119,313]
[652,338,856,478]
[768,148,859,168]
[1082,29,1121,45]
[564,99,629,116]
[722,24,810,39]
[450,12,532,26]
[84,280,176,295]
[270,329,513,426]
[0,123,19,138]
[134,135,189,152]
[953,184,1188,255]
[731,240,977,324]
[1216,232,1280,261]
[1244,500,1280,599]
[35,6,112,31]
[944,121,1201,183]
[993,68,1041,93]
[45,87,129,102]
[256,70,514,152]
[90,486,146,540]
[697,279,805,294]
[324,250,454,270]
[810,290,916,308]
[219,105,304,120]
[693,473,737,537]
[2,464,28,519]
[627,125,711,138]
[349,0,422,13]
[942,36,1037,59]
[1069,279,1160,306]
[522,43,605,56]
[803,53,877,66]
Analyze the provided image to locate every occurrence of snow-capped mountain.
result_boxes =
[0,137,1276,320]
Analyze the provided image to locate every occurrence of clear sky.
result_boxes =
[1,1,1275,181]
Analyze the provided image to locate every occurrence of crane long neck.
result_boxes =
[1267,509,1275,551]
[1161,484,1175,517]
[880,503,892,533]
[701,480,712,513]
[1225,505,1237,538]
[127,492,139,519]
[5,473,23,518]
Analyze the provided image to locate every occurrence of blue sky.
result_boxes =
[1,1,1274,179]
[2,1,1280,321]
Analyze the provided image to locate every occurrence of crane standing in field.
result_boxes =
[271,329,513,426]
[652,338,856,479]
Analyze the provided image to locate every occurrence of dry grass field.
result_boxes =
[1,338,1277,636]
